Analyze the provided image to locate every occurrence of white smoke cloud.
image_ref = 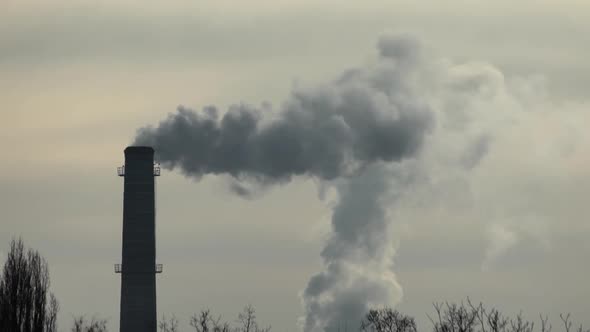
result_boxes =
[134,32,590,332]
[300,32,590,330]
[383,33,590,275]
[300,162,417,332]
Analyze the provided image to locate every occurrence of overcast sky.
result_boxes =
[1,1,589,331]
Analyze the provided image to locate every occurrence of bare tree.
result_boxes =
[428,301,479,332]
[429,300,537,332]
[236,305,270,332]
[428,299,590,332]
[509,312,534,332]
[466,299,508,332]
[190,310,212,332]
[189,309,231,332]
[44,294,59,332]
[538,315,551,332]
[237,305,256,332]
[360,308,417,332]
[0,238,59,332]
[71,315,108,332]
[561,314,573,332]
[159,314,179,332]
[560,313,590,332]
[189,305,269,332]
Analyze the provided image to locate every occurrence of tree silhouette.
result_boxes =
[360,308,417,332]
[160,314,179,332]
[0,238,59,332]
[71,315,108,332]
[236,305,270,332]
[181,305,271,332]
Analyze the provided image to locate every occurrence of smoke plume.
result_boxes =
[300,163,413,332]
[134,36,431,185]
[134,34,432,331]
[133,33,586,331]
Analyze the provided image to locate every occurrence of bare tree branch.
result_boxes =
[159,314,179,332]
[71,315,108,332]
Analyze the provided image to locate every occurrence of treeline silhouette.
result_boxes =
[158,304,271,332]
[1,238,588,332]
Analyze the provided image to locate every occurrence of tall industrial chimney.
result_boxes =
[116,146,162,332]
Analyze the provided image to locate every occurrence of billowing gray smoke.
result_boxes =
[134,35,432,331]
[134,36,431,184]
[300,163,410,332]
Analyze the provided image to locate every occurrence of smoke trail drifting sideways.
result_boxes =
[134,36,432,185]
[135,27,590,331]
[135,34,433,331]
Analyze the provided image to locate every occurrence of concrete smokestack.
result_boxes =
[116,146,162,332]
